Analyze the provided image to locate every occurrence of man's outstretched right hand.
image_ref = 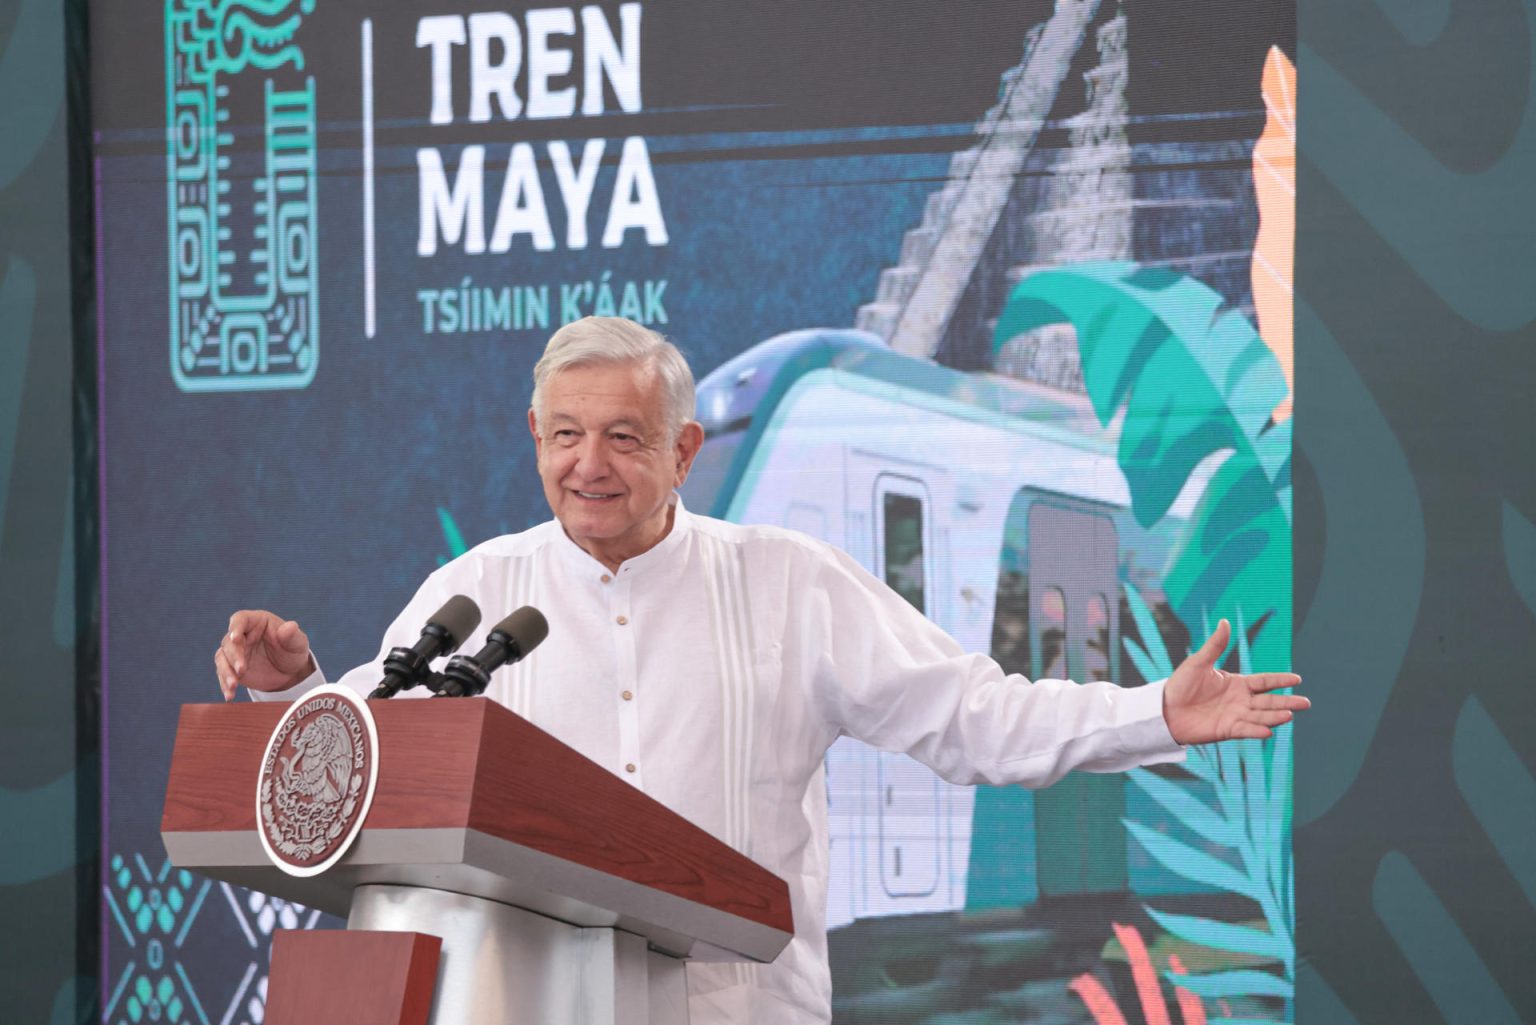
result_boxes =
[215,610,314,700]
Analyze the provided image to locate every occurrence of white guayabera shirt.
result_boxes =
[264,496,1184,1024]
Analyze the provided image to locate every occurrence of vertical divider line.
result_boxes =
[362,18,376,339]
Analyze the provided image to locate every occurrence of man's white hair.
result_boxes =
[531,317,696,438]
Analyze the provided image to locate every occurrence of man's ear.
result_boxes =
[673,421,706,487]
[528,408,542,457]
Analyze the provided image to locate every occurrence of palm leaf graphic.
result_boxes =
[1121,586,1295,1022]
[994,261,1292,672]
[436,506,469,565]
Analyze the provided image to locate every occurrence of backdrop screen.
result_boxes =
[94,1,1295,1022]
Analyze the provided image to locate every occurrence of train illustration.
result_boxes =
[680,329,1208,928]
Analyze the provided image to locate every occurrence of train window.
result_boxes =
[879,484,927,613]
[991,495,1032,676]
[1027,497,1120,682]
[1085,593,1111,680]
[990,567,1031,677]
[1039,586,1067,678]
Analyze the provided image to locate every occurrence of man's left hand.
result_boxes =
[1163,619,1308,745]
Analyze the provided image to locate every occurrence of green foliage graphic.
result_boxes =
[437,507,469,565]
[994,261,1292,671]
[1122,586,1295,1023]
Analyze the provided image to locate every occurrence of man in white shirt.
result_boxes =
[214,317,1307,1024]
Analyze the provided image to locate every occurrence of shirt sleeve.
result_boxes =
[247,659,325,702]
[803,543,1185,788]
[250,558,483,703]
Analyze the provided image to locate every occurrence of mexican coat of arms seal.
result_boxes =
[256,685,380,877]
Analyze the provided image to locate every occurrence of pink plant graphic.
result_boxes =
[1069,922,1209,1025]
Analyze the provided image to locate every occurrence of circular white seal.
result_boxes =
[255,685,380,877]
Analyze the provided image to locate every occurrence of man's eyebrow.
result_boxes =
[544,413,648,434]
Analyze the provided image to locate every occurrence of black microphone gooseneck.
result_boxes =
[369,595,482,699]
[436,606,550,697]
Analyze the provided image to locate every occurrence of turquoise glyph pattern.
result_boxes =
[104,850,320,1025]
[165,0,319,392]
[104,853,211,1025]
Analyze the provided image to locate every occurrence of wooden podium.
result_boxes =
[161,699,794,1025]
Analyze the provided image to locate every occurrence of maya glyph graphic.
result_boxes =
[257,686,378,876]
[165,0,319,392]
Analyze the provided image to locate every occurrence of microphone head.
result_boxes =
[493,605,549,656]
[431,594,483,648]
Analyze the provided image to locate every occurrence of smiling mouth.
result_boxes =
[574,490,620,501]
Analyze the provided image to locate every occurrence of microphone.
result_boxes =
[436,606,549,698]
[369,595,482,699]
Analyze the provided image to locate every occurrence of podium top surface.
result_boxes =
[162,699,793,963]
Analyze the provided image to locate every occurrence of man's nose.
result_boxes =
[572,436,611,478]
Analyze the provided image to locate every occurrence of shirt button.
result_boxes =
[600,574,612,584]
[625,763,636,773]
[621,690,633,701]
[616,615,628,625]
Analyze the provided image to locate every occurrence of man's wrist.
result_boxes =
[282,653,318,690]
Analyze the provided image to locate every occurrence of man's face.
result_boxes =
[529,361,703,569]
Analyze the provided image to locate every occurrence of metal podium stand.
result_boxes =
[162,700,793,1025]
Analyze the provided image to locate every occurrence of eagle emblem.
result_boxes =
[257,686,379,875]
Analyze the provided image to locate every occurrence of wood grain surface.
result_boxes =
[161,700,792,933]
[264,929,440,1025]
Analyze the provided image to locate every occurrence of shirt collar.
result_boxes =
[552,492,693,576]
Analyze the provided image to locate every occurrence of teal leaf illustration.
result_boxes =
[1145,909,1289,962]
[1121,584,1295,1013]
[995,261,1292,671]
[437,507,469,565]
[1175,968,1295,999]
[1162,457,1292,663]
[1122,580,1174,676]
[1123,637,1165,685]
[1122,821,1261,902]
[1125,766,1237,849]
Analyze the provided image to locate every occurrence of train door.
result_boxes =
[872,473,943,898]
[783,501,829,540]
[1027,495,1127,895]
